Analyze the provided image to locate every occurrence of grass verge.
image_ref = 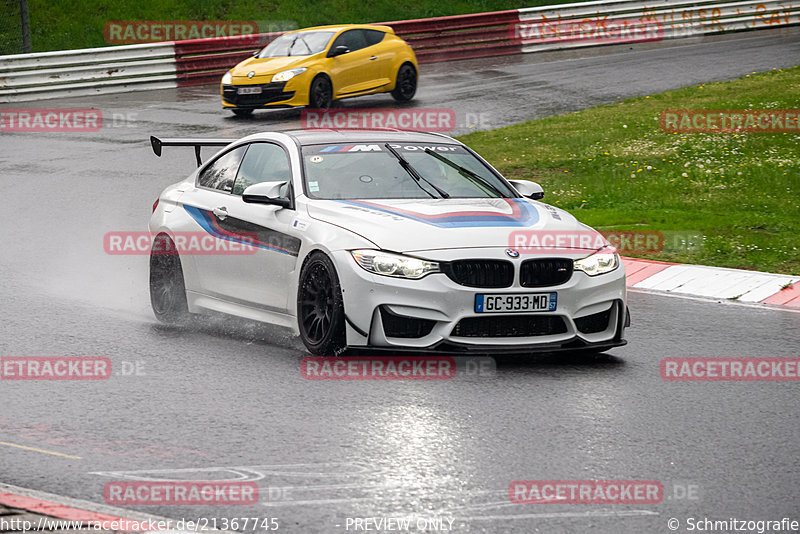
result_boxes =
[459,65,800,275]
[3,0,584,53]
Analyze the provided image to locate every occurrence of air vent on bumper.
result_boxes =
[575,306,613,334]
[379,307,436,338]
[451,315,567,337]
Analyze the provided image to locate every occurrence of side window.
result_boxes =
[363,29,385,46]
[331,29,368,53]
[232,143,292,196]
[197,145,247,192]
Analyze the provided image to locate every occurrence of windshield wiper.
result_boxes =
[384,143,450,199]
[296,36,313,54]
[423,148,505,197]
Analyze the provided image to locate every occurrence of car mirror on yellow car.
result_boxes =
[327,45,350,58]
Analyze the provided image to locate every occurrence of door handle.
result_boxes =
[213,206,228,220]
[369,56,378,60]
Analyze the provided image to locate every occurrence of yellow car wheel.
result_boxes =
[391,63,417,103]
[309,75,333,109]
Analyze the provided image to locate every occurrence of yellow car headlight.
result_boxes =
[272,67,307,83]
[221,71,232,85]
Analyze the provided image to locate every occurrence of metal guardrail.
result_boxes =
[385,10,524,62]
[173,32,282,87]
[0,42,176,101]
[0,0,797,102]
[515,0,800,53]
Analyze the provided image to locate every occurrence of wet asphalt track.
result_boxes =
[1,26,799,533]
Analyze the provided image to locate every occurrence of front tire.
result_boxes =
[309,76,333,109]
[150,235,189,325]
[297,252,346,355]
[391,64,417,103]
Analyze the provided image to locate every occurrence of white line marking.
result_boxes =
[628,287,800,314]
[90,462,379,481]
[461,509,659,521]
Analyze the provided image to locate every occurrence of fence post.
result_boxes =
[20,0,31,53]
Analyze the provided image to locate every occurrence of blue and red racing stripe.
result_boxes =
[336,198,539,228]
[183,205,300,256]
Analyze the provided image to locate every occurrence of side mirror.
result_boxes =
[242,181,292,208]
[327,45,350,58]
[252,50,260,57]
[507,179,544,200]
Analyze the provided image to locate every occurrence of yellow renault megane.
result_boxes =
[221,24,418,116]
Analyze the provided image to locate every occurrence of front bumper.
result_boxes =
[221,82,299,108]
[333,248,628,354]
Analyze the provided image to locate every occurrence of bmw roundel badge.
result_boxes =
[505,249,520,258]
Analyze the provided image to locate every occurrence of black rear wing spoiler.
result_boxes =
[150,136,237,167]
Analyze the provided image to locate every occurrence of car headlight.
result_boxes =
[271,67,307,82]
[221,71,232,85]
[351,250,439,279]
[574,250,620,276]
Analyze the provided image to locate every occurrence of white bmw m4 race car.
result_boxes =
[148,130,628,355]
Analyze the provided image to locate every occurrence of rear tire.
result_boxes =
[297,252,346,355]
[150,235,189,325]
[232,108,254,117]
[391,64,417,103]
[309,76,333,109]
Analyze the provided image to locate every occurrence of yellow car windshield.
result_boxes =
[258,31,335,58]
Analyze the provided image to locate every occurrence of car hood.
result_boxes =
[305,198,605,253]
[231,56,315,81]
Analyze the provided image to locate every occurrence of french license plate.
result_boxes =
[475,293,557,313]
[237,86,262,95]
